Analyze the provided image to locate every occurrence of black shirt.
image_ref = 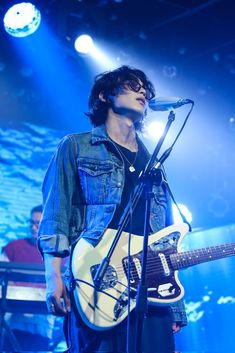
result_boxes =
[109,141,148,235]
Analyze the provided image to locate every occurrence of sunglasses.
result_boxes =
[124,79,154,101]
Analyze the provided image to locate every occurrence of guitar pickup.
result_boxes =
[122,256,142,284]
[158,253,170,276]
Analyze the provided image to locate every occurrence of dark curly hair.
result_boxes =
[31,205,43,215]
[86,65,155,131]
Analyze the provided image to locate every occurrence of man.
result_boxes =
[38,65,187,353]
[2,205,43,263]
[1,205,55,351]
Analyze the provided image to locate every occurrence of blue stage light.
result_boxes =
[3,2,41,38]
[173,203,193,224]
[74,35,94,54]
[146,121,165,140]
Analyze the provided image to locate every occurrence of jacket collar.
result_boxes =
[90,124,150,158]
[91,125,109,144]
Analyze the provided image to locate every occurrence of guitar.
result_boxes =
[71,223,235,330]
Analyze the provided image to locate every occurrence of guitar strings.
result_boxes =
[112,245,235,273]
[73,278,124,302]
[73,255,235,300]
[73,278,138,305]
[107,247,235,281]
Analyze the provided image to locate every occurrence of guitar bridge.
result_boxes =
[90,264,118,290]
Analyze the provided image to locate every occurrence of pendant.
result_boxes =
[129,165,135,172]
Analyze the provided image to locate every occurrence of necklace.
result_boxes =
[114,143,138,173]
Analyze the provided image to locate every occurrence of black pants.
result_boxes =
[64,297,175,353]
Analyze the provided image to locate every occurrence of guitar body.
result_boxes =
[71,223,189,330]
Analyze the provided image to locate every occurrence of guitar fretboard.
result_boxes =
[170,243,235,270]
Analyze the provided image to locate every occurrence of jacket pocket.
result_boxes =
[77,158,114,204]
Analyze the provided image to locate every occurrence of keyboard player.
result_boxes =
[0,205,58,351]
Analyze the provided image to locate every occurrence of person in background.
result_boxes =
[2,205,43,263]
[38,65,187,353]
[0,205,56,351]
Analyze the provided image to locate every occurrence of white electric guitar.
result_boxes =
[71,223,235,330]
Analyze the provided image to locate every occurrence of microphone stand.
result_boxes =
[134,110,175,352]
[93,110,175,352]
[93,111,175,288]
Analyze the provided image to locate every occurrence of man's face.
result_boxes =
[29,211,42,238]
[110,79,148,121]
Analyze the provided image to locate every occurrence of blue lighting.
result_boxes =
[173,203,193,223]
[3,2,41,38]
[146,121,165,140]
[74,34,94,54]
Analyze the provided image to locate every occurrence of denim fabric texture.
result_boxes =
[38,124,187,326]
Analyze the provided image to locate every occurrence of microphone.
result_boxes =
[148,97,193,111]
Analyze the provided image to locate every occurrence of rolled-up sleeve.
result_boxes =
[38,135,80,257]
[170,300,188,327]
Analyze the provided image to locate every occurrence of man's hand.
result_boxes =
[172,322,181,334]
[44,254,71,316]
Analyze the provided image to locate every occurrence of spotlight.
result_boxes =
[173,203,192,223]
[74,34,94,54]
[229,117,235,132]
[3,2,41,38]
[146,121,165,140]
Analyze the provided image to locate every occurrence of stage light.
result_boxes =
[146,121,165,140]
[88,45,117,69]
[229,117,235,132]
[173,203,192,223]
[3,2,41,38]
[74,36,120,70]
[74,34,94,54]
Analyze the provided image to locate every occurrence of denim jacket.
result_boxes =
[38,124,187,326]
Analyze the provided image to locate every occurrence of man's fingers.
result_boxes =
[172,322,181,334]
[46,295,66,316]
[53,297,67,316]
[63,291,71,312]
[46,279,70,316]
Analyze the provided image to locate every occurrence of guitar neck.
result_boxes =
[170,243,235,270]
